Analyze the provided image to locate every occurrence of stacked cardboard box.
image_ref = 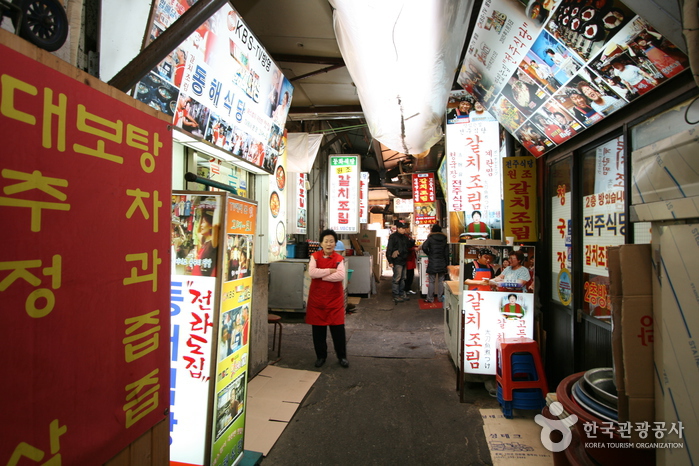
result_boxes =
[352,229,382,281]
[608,244,654,444]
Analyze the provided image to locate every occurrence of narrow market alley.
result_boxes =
[259,274,504,465]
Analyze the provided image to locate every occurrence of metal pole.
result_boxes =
[108,0,230,92]
[184,172,237,195]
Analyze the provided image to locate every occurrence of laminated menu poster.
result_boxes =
[455,0,689,157]
[136,1,294,173]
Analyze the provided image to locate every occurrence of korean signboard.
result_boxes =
[170,194,221,465]
[412,173,437,225]
[460,244,535,375]
[457,0,689,157]
[170,192,256,466]
[328,155,361,233]
[1,44,171,464]
[502,155,538,242]
[137,1,293,173]
[582,136,625,321]
[445,91,502,242]
[287,172,307,234]
[213,196,256,465]
[359,171,369,224]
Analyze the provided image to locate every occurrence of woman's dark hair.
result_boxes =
[319,229,338,243]
[471,210,482,218]
[508,293,518,300]
[431,224,442,233]
[508,249,525,263]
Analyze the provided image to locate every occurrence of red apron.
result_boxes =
[305,251,345,326]
[469,267,493,291]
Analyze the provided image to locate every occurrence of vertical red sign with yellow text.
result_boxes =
[412,172,437,225]
[0,44,172,464]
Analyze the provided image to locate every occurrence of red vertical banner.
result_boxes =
[412,172,437,225]
[502,156,538,242]
[0,44,172,464]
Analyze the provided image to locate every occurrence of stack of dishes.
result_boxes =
[571,367,618,423]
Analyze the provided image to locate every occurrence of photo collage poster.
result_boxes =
[455,0,689,157]
[136,0,293,173]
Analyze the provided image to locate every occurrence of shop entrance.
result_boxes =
[544,132,626,386]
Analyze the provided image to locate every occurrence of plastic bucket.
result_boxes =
[348,269,354,282]
[286,244,296,258]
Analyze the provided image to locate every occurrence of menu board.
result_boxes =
[457,0,689,157]
[136,1,293,173]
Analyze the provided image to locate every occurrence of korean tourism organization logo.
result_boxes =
[535,402,686,452]
[534,402,577,452]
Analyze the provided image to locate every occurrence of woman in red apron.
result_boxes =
[463,248,497,291]
[305,229,349,368]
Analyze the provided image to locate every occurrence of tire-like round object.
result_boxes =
[17,0,68,52]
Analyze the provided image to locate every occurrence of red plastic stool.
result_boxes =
[496,337,548,402]
[268,313,282,358]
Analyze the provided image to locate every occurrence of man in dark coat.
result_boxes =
[421,224,450,302]
[386,221,411,302]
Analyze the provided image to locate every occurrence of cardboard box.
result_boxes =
[369,213,383,225]
[608,244,654,423]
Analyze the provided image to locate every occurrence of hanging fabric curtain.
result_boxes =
[329,0,473,155]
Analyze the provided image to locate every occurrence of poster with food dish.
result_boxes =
[136,1,293,174]
[456,0,689,157]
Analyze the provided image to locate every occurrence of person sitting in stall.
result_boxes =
[490,249,531,291]
[463,248,497,291]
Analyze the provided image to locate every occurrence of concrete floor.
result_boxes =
[260,275,501,466]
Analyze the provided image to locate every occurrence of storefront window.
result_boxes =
[580,135,625,322]
[549,157,572,306]
[196,155,250,198]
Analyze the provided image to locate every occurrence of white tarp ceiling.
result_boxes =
[329,0,473,156]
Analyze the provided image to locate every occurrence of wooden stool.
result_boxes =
[268,313,282,358]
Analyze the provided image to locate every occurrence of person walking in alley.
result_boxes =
[386,221,411,303]
[305,229,349,368]
[404,231,418,295]
[421,224,450,303]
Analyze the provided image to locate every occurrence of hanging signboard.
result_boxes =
[328,155,361,233]
[287,172,307,234]
[394,198,414,214]
[456,0,689,157]
[137,1,293,173]
[412,173,437,225]
[1,43,171,464]
[502,155,538,242]
[445,92,502,242]
[359,171,369,224]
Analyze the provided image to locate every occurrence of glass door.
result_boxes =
[545,134,623,385]
[546,155,575,385]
